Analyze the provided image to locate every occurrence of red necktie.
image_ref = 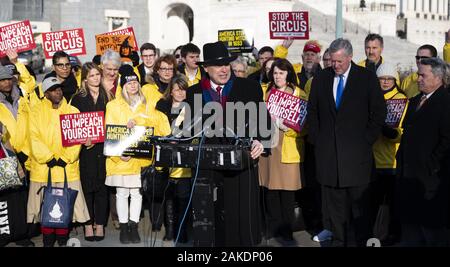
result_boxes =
[216,86,222,97]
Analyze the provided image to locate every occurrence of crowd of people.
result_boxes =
[0,28,450,247]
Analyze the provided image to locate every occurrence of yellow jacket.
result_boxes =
[274,45,303,79]
[263,84,307,163]
[15,62,36,98]
[142,83,164,110]
[373,88,408,170]
[444,42,450,63]
[105,98,171,176]
[29,98,82,183]
[357,58,384,68]
[401,72,419,99]
[181,67,202,87]
[157,110,191,179]
[0,97,30,152]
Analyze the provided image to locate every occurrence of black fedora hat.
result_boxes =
[197,41,237,66]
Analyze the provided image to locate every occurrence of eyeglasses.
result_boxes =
[142,54,156,58]
[159,67,174,72]
[54,63,71,69]
[378,77,395,82]
[415,56,430,60]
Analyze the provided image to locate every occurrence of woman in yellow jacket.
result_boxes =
[373,63,408,244]
[28,77,90,247]
[259,58,307,242]
[105,68,170,244]
[141,55,178,111]
[155,74,192,243]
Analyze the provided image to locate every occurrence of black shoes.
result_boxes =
[119,223,131,244]
[129,221,141,244]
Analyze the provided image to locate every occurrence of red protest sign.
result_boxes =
[266,89,308,132]
[385,99,408,128]
[0,20,36,57]
[100,27,138,51]
[269,12,309,40]
[42,28,86,59]
[60,111,105,147]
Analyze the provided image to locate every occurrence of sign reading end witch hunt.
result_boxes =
[266,89,308,132]
[269,12,309,40]
[0,20,36,57]
[104,125,154,157]
[385,99,408,128]
[60,112,105,147]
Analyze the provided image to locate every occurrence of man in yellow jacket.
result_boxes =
[0,65,30,167]
[0,65,35,247]
[274,39,322,90]
[357,33,384,72]
[401,45,438,99]
[28,77,89,247]
[3,49,36,99]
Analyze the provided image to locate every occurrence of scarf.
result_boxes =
[200,77,234,108]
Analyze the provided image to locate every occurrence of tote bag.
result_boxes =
[0,142,24,192]
[40,169,78,228]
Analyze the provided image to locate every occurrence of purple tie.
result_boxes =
[216,86,222,97]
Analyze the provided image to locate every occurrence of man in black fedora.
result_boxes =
[182,41,271,247]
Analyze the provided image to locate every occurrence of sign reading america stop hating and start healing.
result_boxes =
[266,89,308,132]
[0,20,36,57]
[60,112,105,147]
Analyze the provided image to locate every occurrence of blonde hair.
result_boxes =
[121,81,146,107]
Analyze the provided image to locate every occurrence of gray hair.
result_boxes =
[420,57,450,87]
[101,49,121,67]
[231,56,248,70]
[329,38,353,57]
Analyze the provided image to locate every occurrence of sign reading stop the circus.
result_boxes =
[269,11,309,40]
[42,28,86,59]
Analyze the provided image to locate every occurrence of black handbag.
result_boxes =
[40,169,78,228]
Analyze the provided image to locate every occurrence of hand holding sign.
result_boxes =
[6,49,18,64]
[0,20,36,57]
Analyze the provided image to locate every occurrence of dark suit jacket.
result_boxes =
[396,86,450,227]
[307,63,386,187]
[184,77,271,143]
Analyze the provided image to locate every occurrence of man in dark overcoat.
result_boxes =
[396,57,450,246]
[307,38,386,247]
[184,41,271,247]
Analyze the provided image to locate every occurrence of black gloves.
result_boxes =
[46,158,58,168]
[46,158,67,168]
[56,159,67,168]
[382,125,399,139]
[16,152,28,164]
